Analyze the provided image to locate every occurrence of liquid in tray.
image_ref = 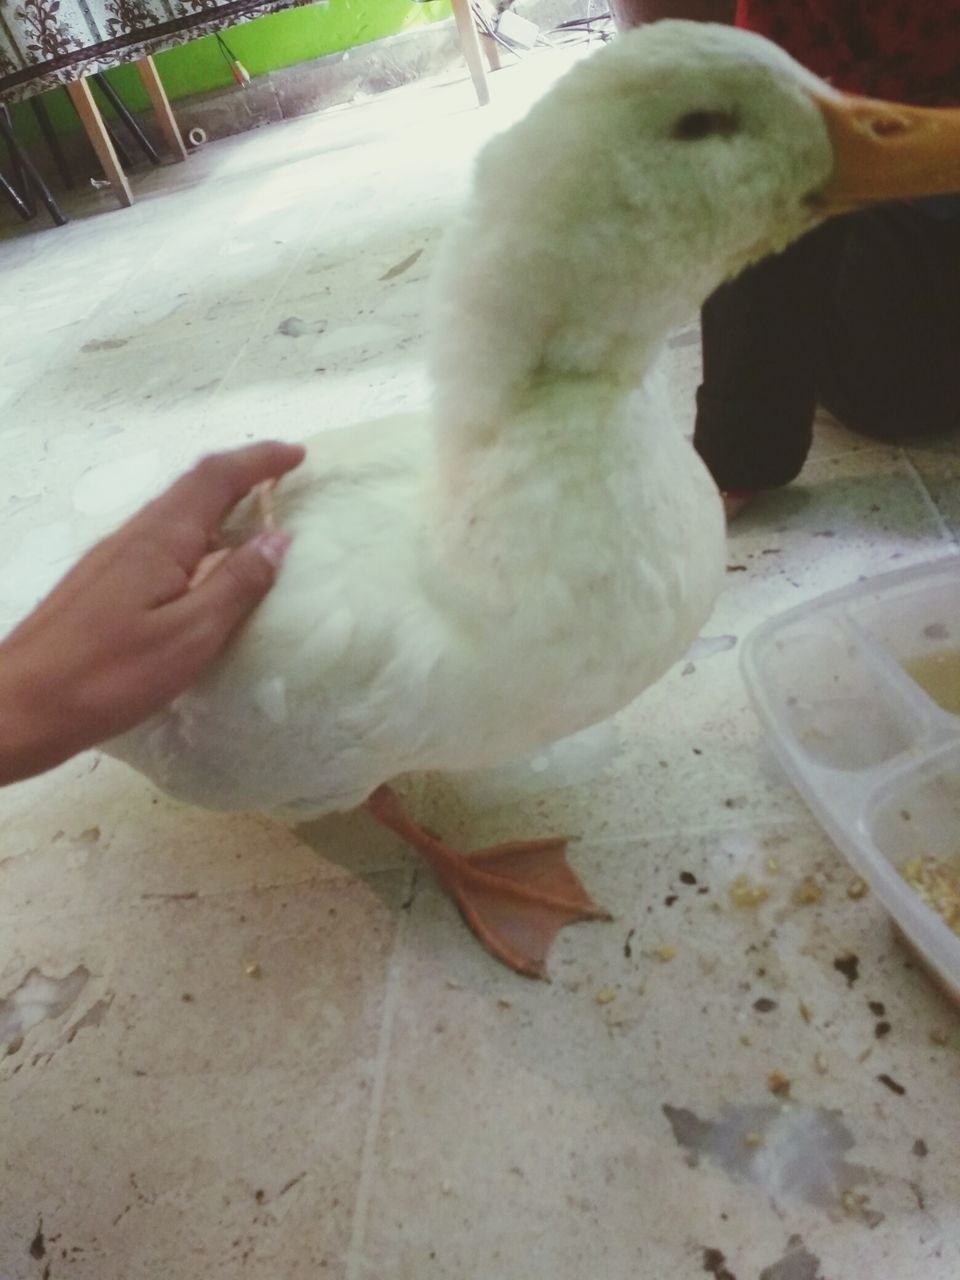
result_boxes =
[903,648,960,717]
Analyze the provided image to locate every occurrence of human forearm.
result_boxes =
[0,646,73,784]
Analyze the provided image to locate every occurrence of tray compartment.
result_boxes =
[746,616,925,772]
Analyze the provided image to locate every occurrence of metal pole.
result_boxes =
[92,72,161,164]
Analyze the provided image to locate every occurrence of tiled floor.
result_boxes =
[2,46,960,1280]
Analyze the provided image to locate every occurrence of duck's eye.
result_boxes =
[672,110,740,141]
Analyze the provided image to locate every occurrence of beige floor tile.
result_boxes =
[720,447,954,623]
[0,756,416,922]
[355,823,960,1280]
[904,436,960,541]
[0,871,407,1279]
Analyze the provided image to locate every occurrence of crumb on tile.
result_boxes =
[791,876,824,906]
[768,1070,791,1097]
[840,1188,860,1215]
[729,875,770,909]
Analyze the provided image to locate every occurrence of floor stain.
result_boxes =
[702,1247,737,1279]
[833,953,860,987]
[66,994,115,1044]
[759,1237,824,1280]
[277,315,306,337]
[1,967,91,1055]
[81,337,127,352]
[379,247,424,281]
[877,1073,906,1096]
[663,1101,868,1210]
[29,1216,45,1259]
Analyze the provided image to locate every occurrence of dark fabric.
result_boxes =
[735,0,960,106]
[694,203,960,491]
[0,0,320,105]
[693,0,960,491]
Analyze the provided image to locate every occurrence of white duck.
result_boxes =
[107,22,960,977]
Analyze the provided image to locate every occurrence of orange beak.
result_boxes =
[812,92,960,212]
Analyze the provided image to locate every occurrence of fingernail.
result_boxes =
[253,530,292,569]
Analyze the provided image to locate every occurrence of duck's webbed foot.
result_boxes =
[366,784,611,979]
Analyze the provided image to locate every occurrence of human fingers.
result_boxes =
[143,441,305,540]
[162,529,292,668]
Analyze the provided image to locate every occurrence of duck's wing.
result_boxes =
[107,412,445,814]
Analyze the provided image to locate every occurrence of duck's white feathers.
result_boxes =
[110,368,723,817]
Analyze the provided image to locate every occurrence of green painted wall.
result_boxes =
[11,0,449,140]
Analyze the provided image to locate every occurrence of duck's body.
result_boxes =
[112,368,723,817]
[107,21,960,975]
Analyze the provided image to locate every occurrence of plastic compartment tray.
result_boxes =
[741,556,960,1003]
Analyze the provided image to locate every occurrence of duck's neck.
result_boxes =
[423,214,712,598]
[427,353,695,614]
[428,216,704,469]
[434,367,659,502]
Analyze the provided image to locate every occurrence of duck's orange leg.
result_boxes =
[366,784,611,979]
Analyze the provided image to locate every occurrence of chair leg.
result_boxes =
[66,78,134,208]
[481,32,501,72]
[450,0,490,107]
[136,56,188,161]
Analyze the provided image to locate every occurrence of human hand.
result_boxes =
[0,440,305,785]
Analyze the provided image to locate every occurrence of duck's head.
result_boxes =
[508,20,960,282]
[434,21,960,423]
